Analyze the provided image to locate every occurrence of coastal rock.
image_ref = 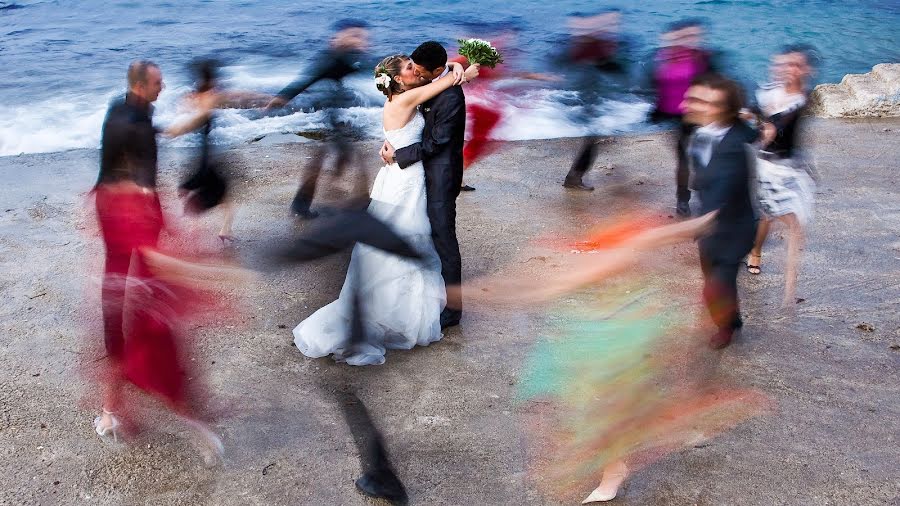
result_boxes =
[809,63,900,118]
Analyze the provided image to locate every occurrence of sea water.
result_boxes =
[1,0,897,156]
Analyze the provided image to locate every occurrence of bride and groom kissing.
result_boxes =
[293,41,481,366]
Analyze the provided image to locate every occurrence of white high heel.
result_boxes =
[582,461,629,503]
[188,421,224,468]
[93,410,121,443]
[201,432,224,468]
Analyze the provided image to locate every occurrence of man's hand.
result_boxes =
[380,140,396,165]
[265,96,287,111]
[760,122,777,146]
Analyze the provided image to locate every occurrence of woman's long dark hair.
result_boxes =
[191,59,220,93]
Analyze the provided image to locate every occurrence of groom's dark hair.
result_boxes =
[410,41,447,72]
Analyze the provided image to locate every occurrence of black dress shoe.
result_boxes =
[563,179,595,191]
[440,309,462,329]
[355,472,409,505]
[675,201,691,217]
[440,318,460,330]
[292,208,319,220]
[709,328,734,350]
[460,184,476,192]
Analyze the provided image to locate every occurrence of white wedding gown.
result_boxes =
[292,112,446,365]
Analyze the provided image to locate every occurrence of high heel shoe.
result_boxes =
[93,410,121,443]
[582,461,629,503]
[746,253,761,275]
[195,424,224,468]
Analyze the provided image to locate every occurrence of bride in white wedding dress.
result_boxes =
[293,54,479,365]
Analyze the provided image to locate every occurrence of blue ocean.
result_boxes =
[1,0,897,156]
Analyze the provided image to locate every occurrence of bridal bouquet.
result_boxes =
[457,38,504,68]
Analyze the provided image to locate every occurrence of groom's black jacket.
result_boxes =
[395,86,466,199]
[394,85,466,305]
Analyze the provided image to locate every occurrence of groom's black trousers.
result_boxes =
[427,195,462,311]
[423,162,463,312]
[394,86,468,315]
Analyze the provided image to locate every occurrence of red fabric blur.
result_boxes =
[94,185,193,413]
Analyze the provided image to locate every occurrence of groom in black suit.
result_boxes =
[381,41,466,329]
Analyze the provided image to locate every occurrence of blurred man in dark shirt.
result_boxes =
[267,19,371,218]
[96,60,211,359]
[560,10,628,192]
[97,61,164,189]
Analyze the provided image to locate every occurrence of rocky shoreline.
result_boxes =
[809,63,900,118]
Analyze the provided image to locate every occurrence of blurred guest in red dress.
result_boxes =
[451,25,557,191]
[92,60,243,465]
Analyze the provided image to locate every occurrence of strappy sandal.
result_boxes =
[746,254,761,275]
[93,410,121,443]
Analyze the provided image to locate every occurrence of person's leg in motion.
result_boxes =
[699,248,741,349]
[564,137,599,191]
[780,213,804,308]
[675,121,693,216]
[747,216,770,275]
[291,145,327,219]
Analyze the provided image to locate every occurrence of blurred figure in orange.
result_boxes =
[446,212,768,504]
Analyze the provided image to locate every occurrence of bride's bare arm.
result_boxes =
[394,62,479,110]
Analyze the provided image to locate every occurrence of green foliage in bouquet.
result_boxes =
[457,38,504,68]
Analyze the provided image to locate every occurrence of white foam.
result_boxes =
[492,88,653,141]
[0,93,111,156]
[0,66,654,157]
[221,64,306,90]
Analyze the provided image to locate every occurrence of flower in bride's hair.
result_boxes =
[375,73,391,89]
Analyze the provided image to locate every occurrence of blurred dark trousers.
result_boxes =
[292,121,359,213]
[427,199,462,311]
[567,136,600,179]
[698,248,742,333]
[676,120,694,203]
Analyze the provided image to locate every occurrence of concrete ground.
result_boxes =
[0,119,898,505]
